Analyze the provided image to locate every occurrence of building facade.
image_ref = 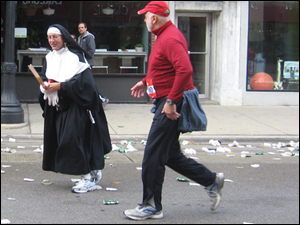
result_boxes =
[1,1,299,105]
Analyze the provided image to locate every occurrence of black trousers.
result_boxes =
[142,97,216,211]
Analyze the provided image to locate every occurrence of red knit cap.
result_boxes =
[138,1,170,17]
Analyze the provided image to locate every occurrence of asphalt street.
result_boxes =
[1,139,299,224]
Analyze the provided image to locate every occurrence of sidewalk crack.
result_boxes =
[122,154,135,163]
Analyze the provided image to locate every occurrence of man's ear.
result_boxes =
[152,15,158,24]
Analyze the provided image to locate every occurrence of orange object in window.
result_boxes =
[250,72,274,90]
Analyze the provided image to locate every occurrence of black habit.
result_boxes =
[39,24,111,175]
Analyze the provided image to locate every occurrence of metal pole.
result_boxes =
[1,1,24,124]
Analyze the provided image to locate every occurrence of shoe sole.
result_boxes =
[217,173,225,194]
[71,185,102,193]
[211,173,225,211]
[123,211,163,221]
[211,195,221,211]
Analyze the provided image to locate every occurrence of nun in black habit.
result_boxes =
[39,24,111,193]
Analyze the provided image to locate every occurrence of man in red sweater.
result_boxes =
[124,1,224,221]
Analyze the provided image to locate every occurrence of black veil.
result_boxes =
[48,24,88,57]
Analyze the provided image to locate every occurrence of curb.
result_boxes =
[1,134,299,144]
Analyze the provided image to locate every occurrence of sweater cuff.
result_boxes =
[141,78,147,86]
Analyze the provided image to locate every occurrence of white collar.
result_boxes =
[45,47,90,82]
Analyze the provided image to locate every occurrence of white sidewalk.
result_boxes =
[1,103,299,143]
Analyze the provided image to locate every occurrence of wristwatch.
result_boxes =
[166,98,175,105]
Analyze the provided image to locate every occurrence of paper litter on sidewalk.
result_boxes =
[228,140,239,147]
[33,148,43,153]
[8,138,16,142]
[111,144,119,151]
[106,187,117,191]
[1,219,11,224]
[241,151,250,154]
[23,178,35,182]
[183,148,197,155]
[209,139,221,146]
[2,165,11,168]
[182,140,194,146]
[281,152,292,157]
[127,144,137,151]
[202,147,216,153]
[120,140,128,145]
[42,179,53,185]
[251,164,260,168]
[1,148,16,153]
[264,143,272,147]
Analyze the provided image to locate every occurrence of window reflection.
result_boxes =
[247,1,299,91]
[14,1,149,73]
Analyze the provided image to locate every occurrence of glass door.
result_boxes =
[176,13,211,98]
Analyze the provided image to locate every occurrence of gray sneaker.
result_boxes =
[205,173,225,211]
[90,170,102,184]
[124,204,163,220]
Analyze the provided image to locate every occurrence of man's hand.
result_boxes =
[162,103,180,121]
[131,81,147,98]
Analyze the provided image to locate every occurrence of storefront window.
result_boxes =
[247,1,299,91]
[13,1,149,73]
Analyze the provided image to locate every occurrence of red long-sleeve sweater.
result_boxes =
[142,20,194,103]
